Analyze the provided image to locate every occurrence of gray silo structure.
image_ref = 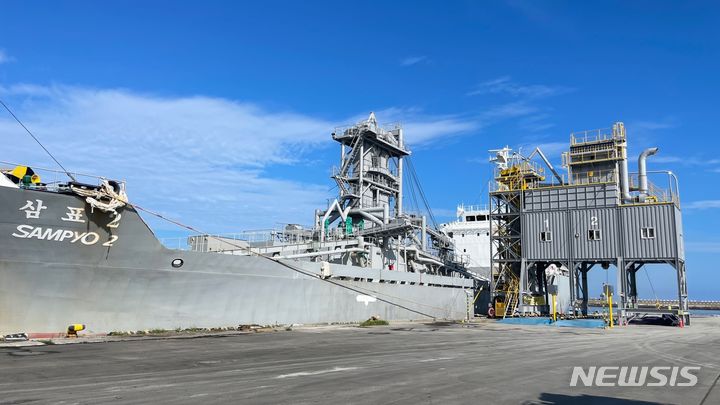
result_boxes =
[489,122,689,325]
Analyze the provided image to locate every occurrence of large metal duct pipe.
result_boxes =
[356,210,384,226]
[638,147,659,201]
[348,207,386,226]
[619,151,633,203]
[277,247,366,260]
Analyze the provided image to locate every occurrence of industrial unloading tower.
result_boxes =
[312,113,472,278]
[489,122,689,325]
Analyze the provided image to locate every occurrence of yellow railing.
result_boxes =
[491,167,619,192]
[628,175,676,204]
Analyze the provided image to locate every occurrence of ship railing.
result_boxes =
[159,233,261,252]
[448,253,471,267]
[458,204,489,213]
[160,225,330,252]
[160,237,193,251]
[0,160,126,190]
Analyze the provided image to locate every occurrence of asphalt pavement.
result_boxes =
[1,318,718,404]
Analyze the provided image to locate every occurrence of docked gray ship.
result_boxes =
[0,113,477,336]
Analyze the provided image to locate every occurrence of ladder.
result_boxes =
[503,277,519,318]
[339,134,364,176]
[334,134,364,198]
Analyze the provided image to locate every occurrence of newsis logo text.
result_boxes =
[570,366,700,387]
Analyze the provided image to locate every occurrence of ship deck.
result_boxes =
[1,317,718,404]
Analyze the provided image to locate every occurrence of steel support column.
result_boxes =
[616,258,626,326]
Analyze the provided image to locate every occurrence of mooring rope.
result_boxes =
[130,203,443,319]
[0,98,77,182]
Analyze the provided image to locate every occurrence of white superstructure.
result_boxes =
[440,204,491,279]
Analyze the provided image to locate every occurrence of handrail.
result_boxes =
[628,171,678,205]
[570,126,625,146]
[458,204,489,213]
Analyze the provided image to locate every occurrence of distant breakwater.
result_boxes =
[586,299,720,310]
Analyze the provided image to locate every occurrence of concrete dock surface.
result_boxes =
[1,317,718,404]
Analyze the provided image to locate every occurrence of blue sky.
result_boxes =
[0,1,718,299]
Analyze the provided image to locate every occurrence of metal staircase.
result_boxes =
[503,277,519,318]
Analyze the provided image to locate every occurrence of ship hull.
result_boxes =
[0,186,472,335]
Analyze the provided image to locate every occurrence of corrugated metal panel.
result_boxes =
[524,184,619,212]
[522,211,569,260]
[620,204,678,260]
[570,208,618,260]
[520,185,683,263]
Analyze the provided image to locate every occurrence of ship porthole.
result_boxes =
[171,258,184,268]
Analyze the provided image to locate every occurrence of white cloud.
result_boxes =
[0,85,335,232]
[373,102,546,146]
[0,84,484,233]
[400,56,427,66]
[650,155,683,164]
[0,83,54,97]
[649,154,720,167]
[685,241,720,253]
[632,120,677,131]
[518,113,555,132]
[361,107,481,146]
[467,76,573,98]
[480,101,539,119]
[683,200,720,210]
[465,77,570,140]
[403,116,479,144]
[0,49,14,64]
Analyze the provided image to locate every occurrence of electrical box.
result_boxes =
[320,261,332,279]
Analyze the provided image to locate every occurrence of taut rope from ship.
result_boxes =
[0,99,454,320]
[0,98,77,182]
[129,203,444,320]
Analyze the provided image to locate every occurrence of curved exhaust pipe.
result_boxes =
[638,147,659,201]
[620,156,633,203]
